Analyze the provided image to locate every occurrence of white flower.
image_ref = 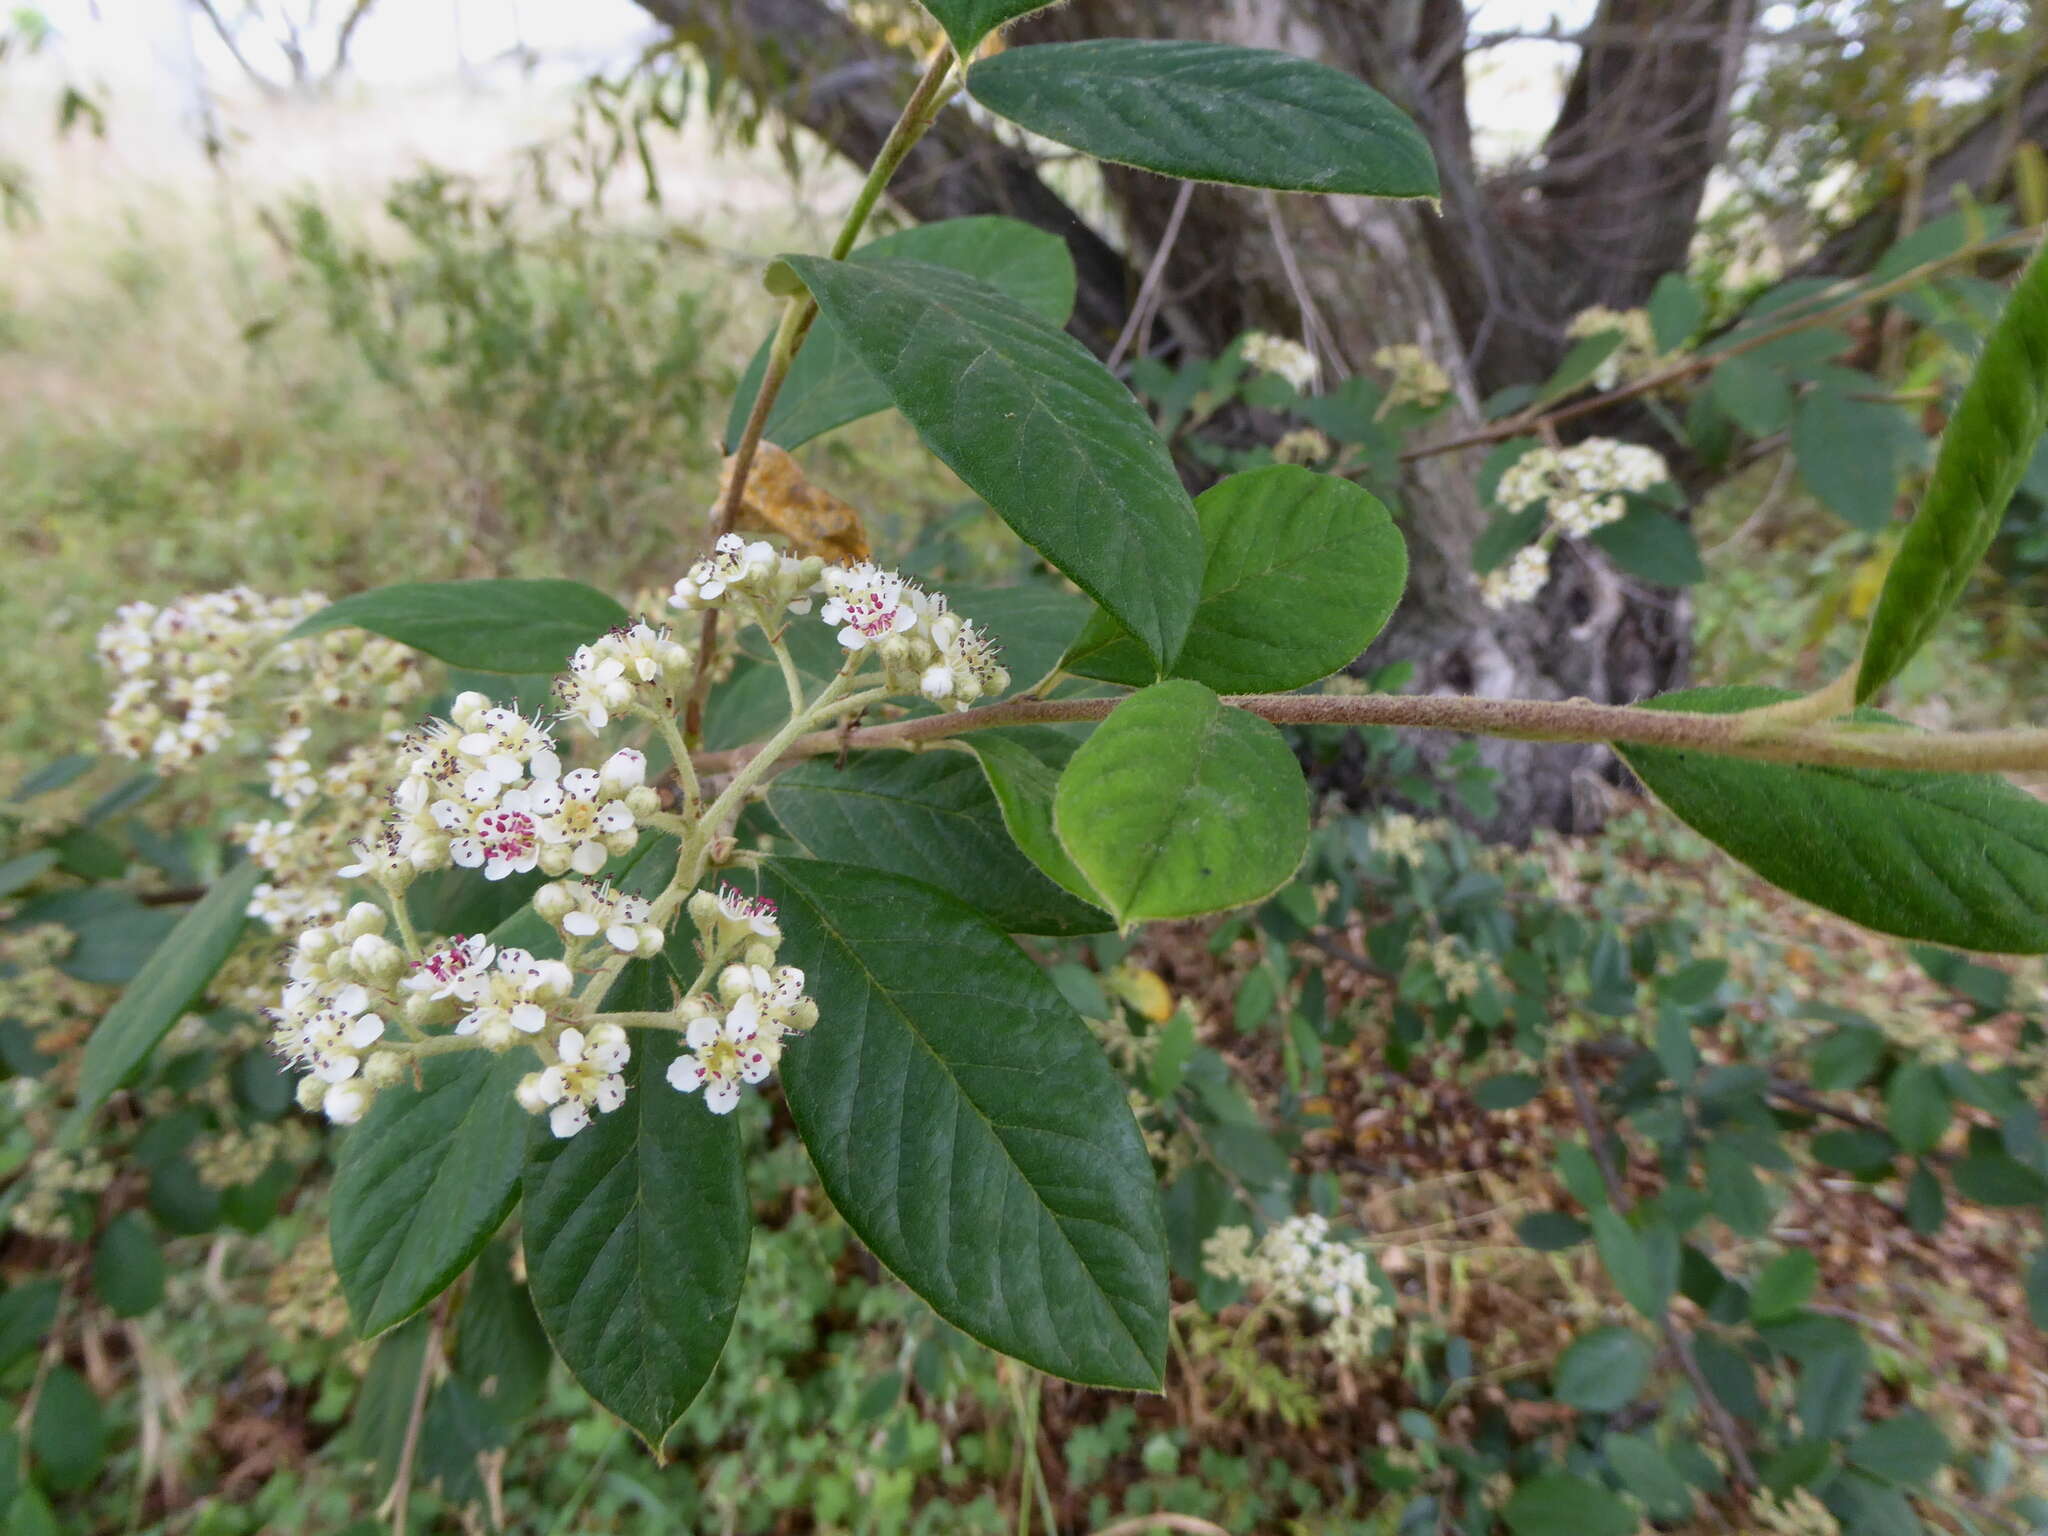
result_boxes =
[668,965,815,1114]
[1371,342,1449,410]
[450,947,573,1049]
[402,934,496,999]
[918,611,1010,711]
[719,884,780,940]
[527,766,637,877]
[1240,330,1319,391]
[545,879,663,956]
[819,562,920,652]
[555,622,693,733]
[1495,439,1669,540]
[524,1023,631,1138]
[267,977,387,1084]
[456,706,560,786]
[1479,544,1551,611]
[1201,1214,1395,1367]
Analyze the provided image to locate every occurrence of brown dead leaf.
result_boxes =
[721,442,869,562]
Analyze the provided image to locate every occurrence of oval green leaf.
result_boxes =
[1860,241,2048,699]
[768,750,1109,935]
[966,41,1438,198]
[331,1047,534,1338]
[777,256,1202,666]
[92,1212,165,1318]
[1064,465,1407,692]
[956,726,1105,907]
[290,579,629,675]
[1620,686,2048,953]
[1053,681,1308,926]
[725,216,1077,451]
[1502,1472,1640,1536]
[522,962,750,1454]
[760,858,1168,1390]
[1554,1325,1653,1413]
[70,861,259,1122]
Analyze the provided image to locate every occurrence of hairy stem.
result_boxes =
[689,690,2048,778]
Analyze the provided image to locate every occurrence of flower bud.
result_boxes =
[625,785,661,819]
[787,997,819,1033]
[343,902,387,939]
[295,1075,329,1112]
[688,888,720,932]
[743,940,777,970]
[717,964,753,1005]
[451,691,493,729]
[633,926,665,959]
[533,881,575,922]
[404,992,441,1027]
[679,991,718,1021]
[324,1080,373,1124]
[530,960,574,1000]
[515,1071,556,1115]
[363,1050,405,1087]
[350,933,404,984]
[704,833,738,866]
[297,926,337,958]
[600,748,647,794]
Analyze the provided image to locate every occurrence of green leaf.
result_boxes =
[70,862,259,1121]
[1648,272,1704,353]
[1619,685,2048,953]
[1749,1250,1819,1323]
[1693,1335,1762,1423]
[1062,465,1407,693]
[1848,1409,1950,1487]
[1604,1432,1695,1522]
[289,580,628,675]
[1827,1471,1926,1536]
[1053,681,1309,926]
[1515,1211,1590,1251]
[1502,1472,1641,1536]
[1711,353,1794,436]
[1473,1072,1544,1111]
[1953,1151,2048,1206]
[2028,1247,2048,1328]
[1591,1208,1677,1320]
[1812,1127,1899,1175]
[92,1213,165,1318]
[1810,1023,1888,1090]
[0,1280,61,1369]
[29,1366,104,1492]
[1537,331,1625,405]
[347,1312,432,1481]
[780,255,1201,665]
[760,859,1168,1390]
[767,750,1109,935]
[4,1490,58,1536]
[1905,1161,1947,1234]
[965,41,1437,198]
[1860,242,2048,699]
[331,1049,534,1338]
[1554,1326,1653,1412]
[1589,503,1703,587]
[451,1241,552,1427]
[1885,1063,1951,1155]
[1704,1139,1773,1237]
[724,217,1076,451]
[916,0,1056,55]
[0,849,58,899]
[957,727,1104,906]
[523,964,749,1454]
[1792,381,1904,532]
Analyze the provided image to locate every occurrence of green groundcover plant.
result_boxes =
[11,8,2048,1532]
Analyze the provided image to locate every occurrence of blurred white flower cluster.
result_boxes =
[1371,342,1450,411]
[1566,303,1661,390]
[1481,438,1670,610]
[1203,1213,1397,1367]
[1241,330,1320,391]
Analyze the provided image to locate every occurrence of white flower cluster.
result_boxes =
[555,621,694,734]
[352,694,653,884]
[1371,813,1447,868]
[665,886,818,1115]
[1481,439,1669,610]
[1497,439,1668,538]
[818,563,1010,710]
[1479,544,1552,612]
[1566,304,1660,390]
[97,588,418,770]
[1241,330,1319,391]
[1203,1214,1398,1367]
[669,533,824,620]
[1371,342,1450,410]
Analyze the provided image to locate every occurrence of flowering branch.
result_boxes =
[689,690,2048,778]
